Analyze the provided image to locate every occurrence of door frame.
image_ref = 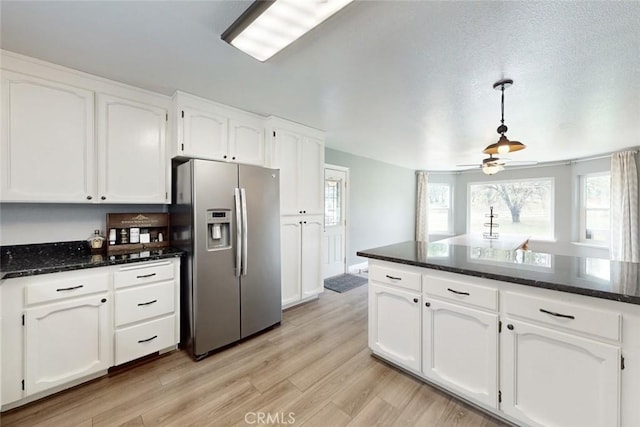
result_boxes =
[323,164,350,277]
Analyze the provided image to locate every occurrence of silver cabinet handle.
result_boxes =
[234,188,242,277]
[240,188,248,276]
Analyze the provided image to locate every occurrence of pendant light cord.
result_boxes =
[500,84,505,128]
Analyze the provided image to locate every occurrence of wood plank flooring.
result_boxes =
[1,284,508,426]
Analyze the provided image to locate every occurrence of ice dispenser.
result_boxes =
[206,209,231,250]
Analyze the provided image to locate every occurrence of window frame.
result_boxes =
[427,182,454,235]
[578,171,610,246]
[466,177,556,241]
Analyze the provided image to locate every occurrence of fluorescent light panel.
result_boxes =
[222,0,353,62]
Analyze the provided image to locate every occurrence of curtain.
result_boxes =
[610,151,639,262]
[416,171,429,242]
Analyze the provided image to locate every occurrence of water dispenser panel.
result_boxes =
[206,209,231,250]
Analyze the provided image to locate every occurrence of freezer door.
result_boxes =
[192,159,241,356]
[238,164,282,338]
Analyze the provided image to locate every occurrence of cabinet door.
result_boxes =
[423,298,498,408]
[25,294,111,395]
[272,129,302,215]
[280,218,302,307]
[501,318,620,427]
[298,136,324,215]
[301,217,323,299]
[1,71,95,202]
[229,117,264,166]
[97,94,167,203]
[181,107,228,160]
[369,282,421,372]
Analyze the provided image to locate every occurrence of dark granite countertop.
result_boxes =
[0,241,184,280]
[357,240,640,305]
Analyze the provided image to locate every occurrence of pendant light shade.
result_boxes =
[483,79,526,155]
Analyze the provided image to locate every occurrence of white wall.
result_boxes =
[0,204,167,245]
[325,148,416,266]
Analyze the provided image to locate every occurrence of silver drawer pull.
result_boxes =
[136,273,157,279]
[56,285,84,292]
[540,308,575,320]
[447,288,470,296]
[138,335,158,343]
[137,299,158,306]
[385,274,402,280]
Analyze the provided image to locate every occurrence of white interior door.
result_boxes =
[323,165,348,279]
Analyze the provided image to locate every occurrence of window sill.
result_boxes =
[571,241,610,249]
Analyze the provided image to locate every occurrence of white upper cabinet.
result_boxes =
[0,70,95,202]
[97,94,168,203]
[173,91,265,166]
[229,116,265,166]
[0,51,171,204]
[268,117,325,216]
[181,106,228,160]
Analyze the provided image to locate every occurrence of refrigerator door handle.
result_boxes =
[234,188,242,277]
[240,188,248,276]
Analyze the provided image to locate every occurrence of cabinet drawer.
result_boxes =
[370,265,421,292]
[25,271,109,305]
[114,261,174,289]
[423,273,498,312]
[505,292,621,341]
[115,315,176,365]
[115,281,175,326]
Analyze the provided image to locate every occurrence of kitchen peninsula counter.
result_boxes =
[357,240,640,305]
[0,241,183,279]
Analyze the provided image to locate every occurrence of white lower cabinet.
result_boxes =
[280,215,323,307]
[501,318,621,427]
[422,298,498,408]
[25,294,111,395]
[1,258,180,411]
[369,282,421,373]
[113,261,179,366]
[367,260,630,427]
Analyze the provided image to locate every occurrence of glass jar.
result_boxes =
[87,229,105,251]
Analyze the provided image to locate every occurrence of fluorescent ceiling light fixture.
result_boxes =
[221,0,354,62]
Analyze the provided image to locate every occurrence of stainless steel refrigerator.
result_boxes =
[171,159,281,360]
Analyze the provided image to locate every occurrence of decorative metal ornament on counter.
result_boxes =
[483,206,499,239]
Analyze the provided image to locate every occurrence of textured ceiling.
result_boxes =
[1,1,639,170]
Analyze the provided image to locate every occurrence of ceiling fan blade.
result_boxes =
[503,160,539,166]
[455,163,481,167]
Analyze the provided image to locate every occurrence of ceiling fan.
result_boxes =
[456,154,538,175]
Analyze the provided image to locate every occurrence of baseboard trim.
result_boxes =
[348,261,369,274]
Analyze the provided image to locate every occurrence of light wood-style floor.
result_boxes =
[1,283,508,426]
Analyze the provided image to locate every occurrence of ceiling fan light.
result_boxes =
[482,162,504,175]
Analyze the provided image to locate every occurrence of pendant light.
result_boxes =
[483,79,526,156]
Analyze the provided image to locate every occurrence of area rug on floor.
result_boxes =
[324,274,368,293]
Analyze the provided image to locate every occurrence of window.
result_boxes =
[580,173,610,245]
[324,178,342,227]
[468,178,554,240]
[428,183,452,234]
